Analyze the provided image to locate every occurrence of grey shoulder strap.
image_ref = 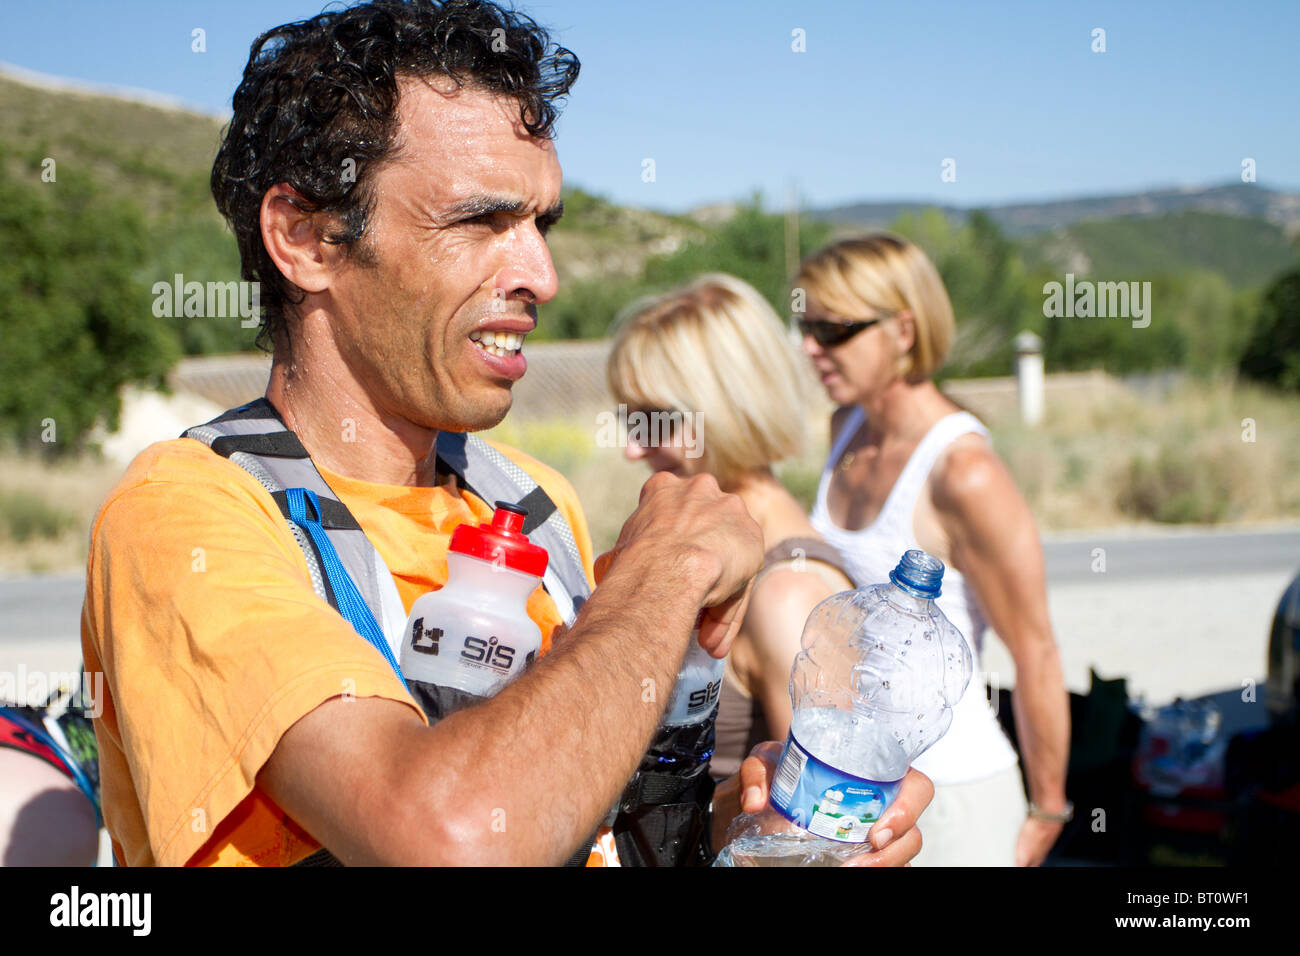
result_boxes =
[761,536,851,578]
[435,430,590,625]
[182,399,409,658]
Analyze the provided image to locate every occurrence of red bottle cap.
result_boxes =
[448,501,549,578]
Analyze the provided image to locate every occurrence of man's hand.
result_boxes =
[594,471,763,658]
[712,741,935,866]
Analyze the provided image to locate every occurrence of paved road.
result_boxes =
[0,573,84,644]
[1042,527,1300,583]
[987,525,1299,703]
[2,525,1298,703]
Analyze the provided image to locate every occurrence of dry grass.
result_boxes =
[0,452,124,575]
[988,377,1300,530]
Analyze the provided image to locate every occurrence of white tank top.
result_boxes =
[809,406,1019,785]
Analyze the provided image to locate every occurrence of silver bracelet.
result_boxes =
[1027,800,1074,823]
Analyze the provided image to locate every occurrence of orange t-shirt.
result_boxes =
[80,435,596,866]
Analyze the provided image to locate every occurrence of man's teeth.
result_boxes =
[469,330,524,357]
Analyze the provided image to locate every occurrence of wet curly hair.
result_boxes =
[210,0,579,350]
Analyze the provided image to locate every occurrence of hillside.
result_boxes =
[811,182,1300,240]
[0,66,704,329]
[0,70,226,221]
[1025,211,1299,290]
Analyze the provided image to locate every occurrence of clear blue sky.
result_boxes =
[2,0,1296,213]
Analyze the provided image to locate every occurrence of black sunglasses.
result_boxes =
[796,312,897,348]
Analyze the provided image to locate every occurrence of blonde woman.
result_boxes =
[606,274,856,781]
[795,233,1070,867]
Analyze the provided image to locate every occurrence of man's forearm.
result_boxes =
[407,549,706,864]
[1010,642,1071,810]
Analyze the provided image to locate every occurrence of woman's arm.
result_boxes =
[740,566,848,741]
[929,441,1072,866]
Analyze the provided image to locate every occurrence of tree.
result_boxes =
[0,162,179,453]
[891,209,1038,378]
[1239,263,1300,392]
[539,195,832,341]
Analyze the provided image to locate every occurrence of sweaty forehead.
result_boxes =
[388,75,559,204]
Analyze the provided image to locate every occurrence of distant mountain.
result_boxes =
[1024,211,1298,289]
[811,183,1300,238]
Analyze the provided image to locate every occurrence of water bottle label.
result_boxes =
[768,732,901,844]
[403,615,536,696]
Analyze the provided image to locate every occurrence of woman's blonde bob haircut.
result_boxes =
[794,233,955,383]
[606,273,810,489]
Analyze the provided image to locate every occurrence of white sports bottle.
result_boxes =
[400,501,548,723]
[662,630,726,727]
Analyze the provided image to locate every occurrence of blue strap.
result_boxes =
[285,488,406,684]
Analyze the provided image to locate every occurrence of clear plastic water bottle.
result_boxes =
[714,549,972,866]
[400,501,548,724]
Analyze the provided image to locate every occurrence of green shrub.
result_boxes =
[0,488,77,542]
[1239,265,1300,392]
[1117,444,1238,524]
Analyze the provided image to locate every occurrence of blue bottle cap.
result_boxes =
[888,549,944,599]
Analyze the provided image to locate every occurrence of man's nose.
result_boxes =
[496,222,560,308]
[624,440,648,463]
[801,331,824,357]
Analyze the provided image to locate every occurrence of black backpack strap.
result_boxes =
[612,769,716,868]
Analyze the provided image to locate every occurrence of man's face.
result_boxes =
[323,75,563,434]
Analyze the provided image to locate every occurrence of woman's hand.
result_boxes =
[1015,816,1065,867]
[713,741,935,866]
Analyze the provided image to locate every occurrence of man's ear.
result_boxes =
[260,184,334,296]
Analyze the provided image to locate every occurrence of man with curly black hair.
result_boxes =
[80,0,932,866]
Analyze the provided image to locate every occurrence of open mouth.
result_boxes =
[470,329,525,359]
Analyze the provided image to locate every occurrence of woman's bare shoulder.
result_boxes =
[928,432,1025,521]
[748,563,844,638]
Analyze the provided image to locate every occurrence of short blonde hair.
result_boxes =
[794,234,955,382]
[606,274,809,488]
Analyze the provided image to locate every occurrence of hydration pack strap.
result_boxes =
[435,430,590,626]
[182,399,409,675]
[284,487,403,682]
[185,399,597,866]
